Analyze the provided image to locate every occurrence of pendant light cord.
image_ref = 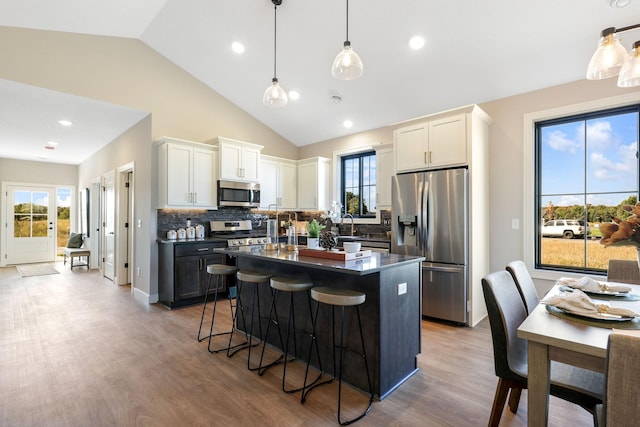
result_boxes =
[273,3,278,79]
[345,0,350,42]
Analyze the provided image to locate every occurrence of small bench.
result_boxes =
[63,248,90,269]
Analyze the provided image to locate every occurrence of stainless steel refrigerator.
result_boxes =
[391,168,468,324]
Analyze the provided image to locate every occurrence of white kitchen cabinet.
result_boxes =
[156,137,218,208]
[394,112,466,172]
[259,155,297,210]
[297,157,331,211]
[375,145,394,209]
[216,137,262,182]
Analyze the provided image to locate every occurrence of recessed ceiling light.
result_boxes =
[232,42,245,54]
[58,120,72,126]
[289,90,300,100]
[409,36,425,50]
[48,141,58,146]
[343,120,353,129]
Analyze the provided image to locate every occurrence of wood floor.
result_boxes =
[0,265,594,426]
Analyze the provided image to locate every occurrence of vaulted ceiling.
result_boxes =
[1,0,640,164]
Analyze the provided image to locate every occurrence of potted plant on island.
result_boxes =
[306,219,325,249]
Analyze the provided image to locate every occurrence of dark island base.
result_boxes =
[232,255,421,400]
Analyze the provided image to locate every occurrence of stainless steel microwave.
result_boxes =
[217,180,260,208]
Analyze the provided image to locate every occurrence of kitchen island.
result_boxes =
[216,247,424,399]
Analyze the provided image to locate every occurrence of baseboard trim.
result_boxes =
[132,287,157,304]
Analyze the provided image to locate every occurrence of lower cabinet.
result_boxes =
[159,241,229,308]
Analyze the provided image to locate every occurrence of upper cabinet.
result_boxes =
[156,137,218,209]
[376,144,394,209]
[259,155,297,210]
[394,112,467,172]
[297,157,331,211]
[216,137,262,182]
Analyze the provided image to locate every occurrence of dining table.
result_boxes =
[517,279,640,427]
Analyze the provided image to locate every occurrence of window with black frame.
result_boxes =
[535,104,640,274]
[341,151,376,218]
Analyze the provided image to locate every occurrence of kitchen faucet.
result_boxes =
[267,203,278,238]
[341,213,355,236]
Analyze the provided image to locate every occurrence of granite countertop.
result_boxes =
[215,247,423,275]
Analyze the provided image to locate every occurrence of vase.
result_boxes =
[636,247,640,272]
[307,237,320,249]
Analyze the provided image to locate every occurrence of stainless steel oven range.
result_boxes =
[209,220,267,251]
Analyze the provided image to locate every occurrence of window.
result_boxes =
[535,105,640,274]
[341,151,376,218]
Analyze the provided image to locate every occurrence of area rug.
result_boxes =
[16,263,60,277]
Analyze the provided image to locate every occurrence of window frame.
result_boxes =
[331,145,381,225]
[523,93,640,281]
[534,104,640,275]
[340,150,377,219]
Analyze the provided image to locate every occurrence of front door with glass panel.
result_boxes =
[6,186,56,264]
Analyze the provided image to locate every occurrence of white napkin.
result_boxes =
[543,289,640,318]
[557,276,631,293]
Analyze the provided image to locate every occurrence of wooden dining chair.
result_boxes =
[481,271,604,427]
[506,260,539,315]
[596,331,640,427]
[606,259,640,285]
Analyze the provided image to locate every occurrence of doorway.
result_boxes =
[102,171,115,281]
[3,185,57,265]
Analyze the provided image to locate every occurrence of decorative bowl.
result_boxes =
[343,242,361,253]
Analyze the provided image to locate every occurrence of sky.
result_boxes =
[540,110,639,207]
[12,187,71,208]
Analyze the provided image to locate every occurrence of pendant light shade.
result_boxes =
[263,0,288,107]
[332,41,364,80]
[263,77,288,107]
[332,0,363,80]
[586,28,629,80]
[617,41,640,87]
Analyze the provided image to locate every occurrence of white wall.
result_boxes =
[78,117,155,302]
[0,26,298,159]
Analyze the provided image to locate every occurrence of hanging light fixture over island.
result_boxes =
[331,0,363,80]
[263,0,288,107]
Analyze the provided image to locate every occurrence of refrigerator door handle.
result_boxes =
[421,177,429,256]
[423,264,463,273]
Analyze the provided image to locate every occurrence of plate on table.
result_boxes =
[546,305,635,322]
[558,284,631,297]
[582,289,631,297]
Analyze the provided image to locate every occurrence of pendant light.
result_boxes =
[331,0,363,80]
[617,41,640,87]
[586,27,629,80]
[263,0,288,107]
[586,24,640,87]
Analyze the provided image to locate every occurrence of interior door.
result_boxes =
[6,185,56,264]
[102,172,115,281]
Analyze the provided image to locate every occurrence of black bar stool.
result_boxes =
[196,264,238,353]
[258,277,323,394]
[228,270,273,371]
[301,286,374,426]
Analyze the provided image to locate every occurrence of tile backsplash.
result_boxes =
[157,208,391,239]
